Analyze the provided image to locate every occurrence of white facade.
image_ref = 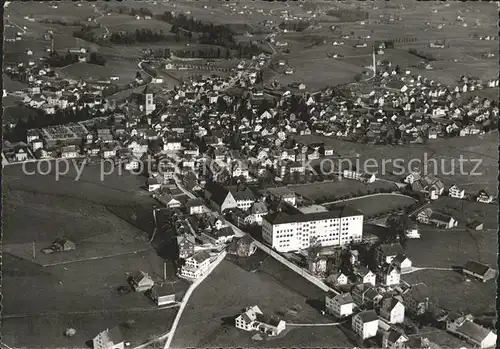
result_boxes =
[352,312,378,340]
[325,293,354,318]
[180,253,211,279]
[262,211,363,253]
[449,185,465,199]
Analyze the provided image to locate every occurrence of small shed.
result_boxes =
[52,237,76,252]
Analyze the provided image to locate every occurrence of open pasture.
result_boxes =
[6,1,96,22]
[57,61,140,84]
[98,14,173,33]
[291,180,397,202]
[267,0,497,90]
[295,131,498,195]
[2,306,178,349]
[327,194,416,217]
[171,257,351,348]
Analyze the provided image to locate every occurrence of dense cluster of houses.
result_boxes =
[315,240,497,347]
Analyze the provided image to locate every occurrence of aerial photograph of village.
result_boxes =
[2,0,498,348]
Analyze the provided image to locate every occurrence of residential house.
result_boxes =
[376,243,404,266]
[382,329,408,349]
[391,254,412,273]
[210,226,236,244]
[176,235,195,259]
[326,272,349,286]
[246,201,268,225]
[401,284,430,315]
[266,187,296,206]
[476,190,493,204]
[404,171,421,184]
[352,310,379,339]
[325,292,354,318]
[147,177,162,192]
[185,199,205,215]
[229,234,257,257]
[14,148,29,162]
[446,315,497,348]
[93,327,124,349]
[128,271,155,292]
[448,184,465,199]
[146,283,176,306]
[229,185,257,211]
[379,263,401,286]
[463,260,496,282]
[356,267,377,286]
[235,305,286,336]
[180,251,211,279]
[379,297,405,324]
[156,193,181,209]
[352,283,383,308]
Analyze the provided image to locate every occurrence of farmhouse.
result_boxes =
[476,190,493,203]
[352,310,378,339]
[235,305,286,336]
[93,327,124,349]
[146,283,176,306]
[446,315,497,348]
[463,260,496,282]
[128,271,155,292]
[52,237,76,252]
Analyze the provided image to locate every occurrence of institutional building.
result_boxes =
[261,204,363,252]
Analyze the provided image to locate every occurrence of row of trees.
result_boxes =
[174,42,263,59]
[46,51,80,68]
[104,5,153,18]
[278,21,311,32]
[408,48,436,61]
[109,28,173,44]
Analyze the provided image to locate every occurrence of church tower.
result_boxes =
[143,85,156,115]
[372,47,377,76]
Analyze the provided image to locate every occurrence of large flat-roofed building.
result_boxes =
[261,204,363,252]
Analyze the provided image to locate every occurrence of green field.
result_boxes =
[2,162,187,348]
[295,131,498,195]
[327,193,416,217]
[291,180,398,202]
[172,256,352,348]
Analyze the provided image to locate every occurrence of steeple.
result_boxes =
[372,46,376,75]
